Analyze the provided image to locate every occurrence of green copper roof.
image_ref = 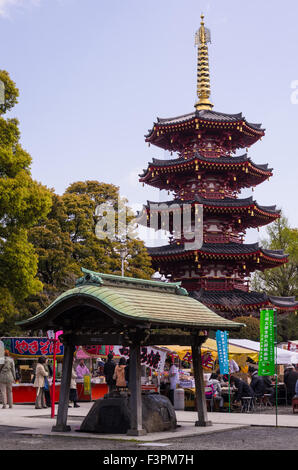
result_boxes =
[17,268,245,331]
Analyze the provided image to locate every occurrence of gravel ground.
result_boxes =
[0,405,296,458]
[0,424,297,452]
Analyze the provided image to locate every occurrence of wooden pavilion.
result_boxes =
[17,268,245,435]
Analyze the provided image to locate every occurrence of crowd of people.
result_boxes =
[204,363,298,411]
[0,351,132,409]
[1,349,298,412]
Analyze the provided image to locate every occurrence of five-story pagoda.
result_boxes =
[138,15,298,318]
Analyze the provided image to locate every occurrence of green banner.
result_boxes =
[258,309,275,376]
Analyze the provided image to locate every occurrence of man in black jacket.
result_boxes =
[103,353,116,393]
[230,376,254,402]
[248,366,265,398]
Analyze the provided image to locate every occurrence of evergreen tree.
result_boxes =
[19,181,154,322]
[0,71,52,335]
[251,214,298,341]
[252,215,298,297]
[229,316,260,341]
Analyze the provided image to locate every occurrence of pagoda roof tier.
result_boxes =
[139,153,273,190]
[147,242,288,270]
[137,196,280,230]
[145,109,265,153]
[191,289,298,314]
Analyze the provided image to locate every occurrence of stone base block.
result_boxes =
[79,392,177,434]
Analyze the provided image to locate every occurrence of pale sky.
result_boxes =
[1,0,298,246]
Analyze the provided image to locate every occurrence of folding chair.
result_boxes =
[241,396,254,413]
[205,385,214,412]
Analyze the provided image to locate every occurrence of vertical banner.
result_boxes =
[216,330,229,375]
[258,309,275,376]
[83,375,91,395]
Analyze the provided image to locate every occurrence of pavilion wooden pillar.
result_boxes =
[52,339,75,432]
[192,337,212,427]
[127,341,146,436]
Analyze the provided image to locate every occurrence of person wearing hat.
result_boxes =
[103,353,116,393]
[284,364,298,405]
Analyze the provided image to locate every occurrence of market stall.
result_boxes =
[1,337,166,404]
[228,339,298,365]
[161,339,258,372]
[78,344,167,396]
[1,336,64,404]
[160,340,259,411]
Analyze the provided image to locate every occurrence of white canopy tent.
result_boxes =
[229,339,298,365]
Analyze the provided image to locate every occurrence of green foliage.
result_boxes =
[0,71,52,335]
[0,71,19,114]
[252,216,298,298]
[229,314,293,344]
[251,214,298,341]
[0,73,153,334]
[229,316,260,341]
[278,313,298,342]
[21,181,154,320]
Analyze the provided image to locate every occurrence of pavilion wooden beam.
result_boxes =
[65,332,200,347]
[127,341,146,436]
[63,333,124,346]
[52,340,75,432]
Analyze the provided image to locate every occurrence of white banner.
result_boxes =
[112,346,167,372]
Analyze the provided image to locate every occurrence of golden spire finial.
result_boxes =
[194,14,213,111]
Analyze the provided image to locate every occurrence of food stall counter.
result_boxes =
[12,381,158,404]
[12,383,61,404]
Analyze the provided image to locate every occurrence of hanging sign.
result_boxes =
[81,345,112,357]
[4,337,64,358]
[287,341,298,352]
[216,330,229,375]
[81,345,167,371]
[115,346,167,372]
[258,309,275,376]
[201,351,214,370]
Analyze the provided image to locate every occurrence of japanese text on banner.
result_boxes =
[258,309,275,376]
[216,330,229,375]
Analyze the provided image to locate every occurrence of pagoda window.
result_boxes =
[206,223,221,232]
[216,265,226,276]
[206,269,216,277]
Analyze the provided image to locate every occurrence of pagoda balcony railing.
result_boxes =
[202,190,236,200]
[204,234,243,244]
[201,278,249,292]
[203,191,224,200]
[233,281,250,292]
